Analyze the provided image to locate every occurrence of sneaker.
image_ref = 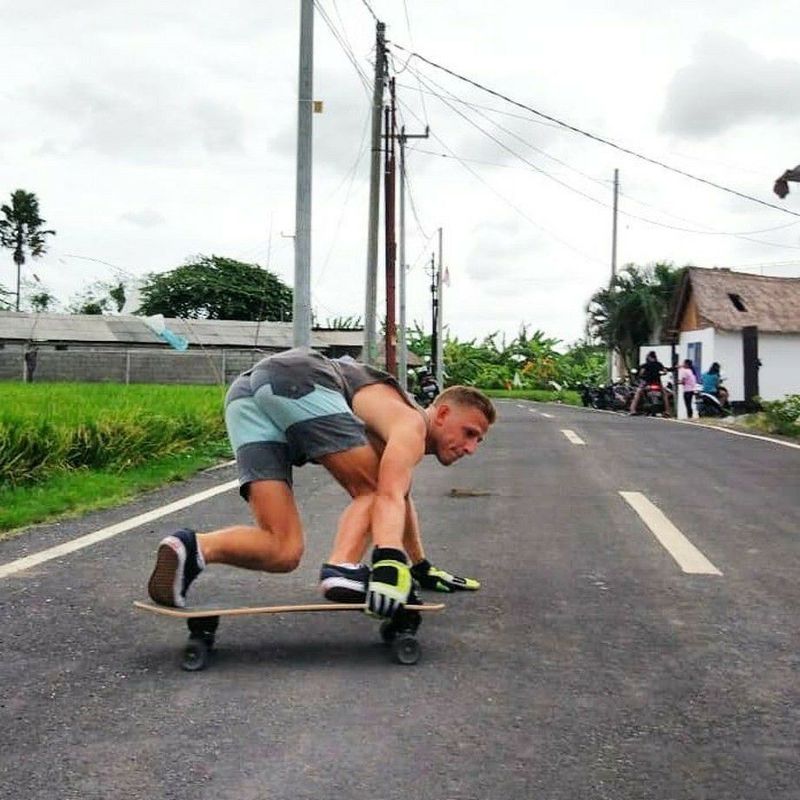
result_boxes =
[319,563,370,603]
[147,528,204,608]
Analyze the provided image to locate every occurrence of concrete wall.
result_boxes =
[0,346,271,385]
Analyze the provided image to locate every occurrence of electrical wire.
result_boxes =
[359,0,379,24]
[404,64,800,247]
[389,43,800,220]
[397,96,607,266]
[314,1,372,96]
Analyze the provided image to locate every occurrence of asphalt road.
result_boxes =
[1,401,798,800]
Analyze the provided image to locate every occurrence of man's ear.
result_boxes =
[433,402,450,424]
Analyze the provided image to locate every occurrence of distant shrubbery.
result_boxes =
[751,394,800,438]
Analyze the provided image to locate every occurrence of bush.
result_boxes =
[758,394,800,437]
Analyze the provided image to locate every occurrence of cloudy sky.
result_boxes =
[2,0,800,346]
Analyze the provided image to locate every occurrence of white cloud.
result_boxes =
[660,33,800,138]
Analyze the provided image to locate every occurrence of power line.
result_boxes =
[314,1,372,96]
[396,97,607,266]
[404,64,800,248]
[359,0,379,24]
[389,43,800,220]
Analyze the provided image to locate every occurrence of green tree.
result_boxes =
[68,279,128,315]
[0,190,56,311]
[586,262,684,372]
[137,255,293,321]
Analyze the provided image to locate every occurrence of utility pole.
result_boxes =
[428,253,438,378]
[608,168,619,382]
[435,227,444,390]
[363,21,386,365]
[397,123,429,389]
[293,0,314,347]
[383,79,397,375]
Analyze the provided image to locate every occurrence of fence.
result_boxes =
[0,346,268,385]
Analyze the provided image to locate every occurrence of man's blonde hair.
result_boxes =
[432,386,496,425]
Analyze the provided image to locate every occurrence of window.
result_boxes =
[728,293,747,312]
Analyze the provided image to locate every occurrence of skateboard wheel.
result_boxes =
[391,633,420,665]
[182,639,210,671]
[380,620,398,644]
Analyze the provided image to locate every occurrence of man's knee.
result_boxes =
[270,543,304,573]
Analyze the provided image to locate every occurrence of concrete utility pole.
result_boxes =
[435,227,444,390]
[363,21,386,365]
[293,0,314,348]
[383,79,397,375]
[397,124,429,389]
[608,168,619,382]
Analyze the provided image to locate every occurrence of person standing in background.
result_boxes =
[678,358,698,419]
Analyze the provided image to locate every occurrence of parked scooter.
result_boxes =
[695,389,730,417]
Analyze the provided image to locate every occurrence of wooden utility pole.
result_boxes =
[383,79,397,375]
[293,0,314,347]
[363,22,386,365]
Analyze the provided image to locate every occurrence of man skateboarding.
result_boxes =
[147,347,496,618]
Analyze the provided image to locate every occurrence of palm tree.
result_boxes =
[586,263,684,373]
[0,190,56,311]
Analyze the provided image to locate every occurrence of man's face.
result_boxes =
[430,402,490,466]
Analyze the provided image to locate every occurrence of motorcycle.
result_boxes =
[639,381,673,416]
[414,370,440,408]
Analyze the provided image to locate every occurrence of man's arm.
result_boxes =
[364,417,425,617]
[369,418,425,550]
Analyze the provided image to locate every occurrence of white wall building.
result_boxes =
[640,268,800,416]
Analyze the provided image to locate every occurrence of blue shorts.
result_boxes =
[224,359,368,497]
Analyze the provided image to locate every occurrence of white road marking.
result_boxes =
[540,412,554,419]
[683,422,800,451]
[619,491,722,576]
[561,429,586,445]
[0,479,238,579]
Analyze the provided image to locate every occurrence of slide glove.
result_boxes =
[411,558,481,593]
[366,547,412,618]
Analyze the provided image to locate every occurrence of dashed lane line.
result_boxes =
[0,479,239,580]
[561,429,586,445]
[620,491,723,576]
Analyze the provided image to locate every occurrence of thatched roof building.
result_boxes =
[671,267,800,335]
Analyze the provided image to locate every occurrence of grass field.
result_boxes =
[0,382,582,537]
[0,382,231,535]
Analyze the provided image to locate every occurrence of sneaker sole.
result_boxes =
[320,576,367,604]
[147,538,186,608]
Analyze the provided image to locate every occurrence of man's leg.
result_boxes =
[147,479,304,607]
[629,386,643,414]
[319,444,379,563]
[198,480,305,572]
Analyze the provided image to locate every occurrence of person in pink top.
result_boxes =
[678,359,699,418]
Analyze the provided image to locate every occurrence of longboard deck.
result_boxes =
[134,600,444,619]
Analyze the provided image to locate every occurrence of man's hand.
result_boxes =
[366,547,412,618]
[411,559,480,593]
